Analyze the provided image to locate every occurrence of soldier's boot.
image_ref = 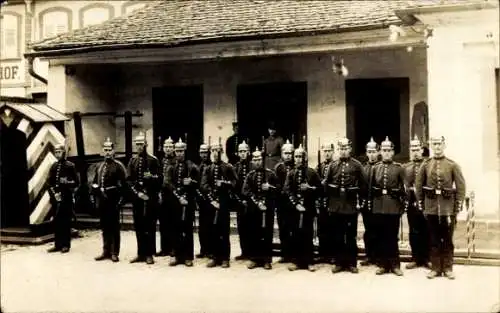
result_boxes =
[221,260,230,268]
[392,268,404,276]
[375,267,388,275]
[405,262,420,269]
[95,253,111,261]
[348,266,359,274]
[61,247,70,253]
[426,270,440,279]
[145,256,154,265]
[130,256,146,263]
[443,271,455,280]
[263,263,272,270]
[331,265,344,274]
[47,247,60,253]
[111,255,119,262]
[288,264,299,271]
[247,261,258,269]
[307,265,317,272]
[206,260,218,268]
[184,260,193,267]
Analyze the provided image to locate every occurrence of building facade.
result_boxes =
[0,0,150,98]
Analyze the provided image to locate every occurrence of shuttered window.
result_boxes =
[0,14,20,59]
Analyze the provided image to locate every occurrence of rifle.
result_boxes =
[213,137,222,225]
[314,137,321,243]
[298,135,307,229]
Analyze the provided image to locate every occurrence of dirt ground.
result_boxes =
[1,230,500,313]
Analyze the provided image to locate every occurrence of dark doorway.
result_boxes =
[345,78,409,158]
[0,122,30,228]
[152,86,204,162]
[237,82,307,151]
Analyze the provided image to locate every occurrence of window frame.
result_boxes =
[0,11,22,61]
[38,7,72,40]
[121,1,146,15]
[78,3,114,29]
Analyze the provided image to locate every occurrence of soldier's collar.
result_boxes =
[382,160,393,164]
[433,155,445,160]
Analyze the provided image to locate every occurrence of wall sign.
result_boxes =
[0,60,25,85]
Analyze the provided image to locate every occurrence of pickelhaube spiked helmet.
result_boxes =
[429,135,445,144]
[321,142,334,151]
[294,144,306,156]
[54,142,65,151]
[365,137,378,150]
[134,131,146,144]
[103,137,113,148]
[199,143,210,152]
[252,147,262,158]
[238,140,249,151]
[409,135,422,148]
[211,142,223,151]
[282,139,294,153]
[163,136,174,148]
[174,138,187,150]
[380,136,394,149]
[337,137,351,148]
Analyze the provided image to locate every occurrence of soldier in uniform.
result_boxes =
[323,138,366,274]
[316,141,335,264]
[274,140,295,263]
[284,144,321,272]
[234,140,252,261]
[415,136,466,279]
[201,140,237,268]
[403,135,430,270]
[126,132,161,265]
[165,139,200,267]
[225,122,240,165]
[360,137,379,267]
[157,137,176,257]
[242,147,278,270]
[195,143,213,258]
[263,121,284,170]
[370,137,407,276]
[46,142,79,253]
[92,137,127,262]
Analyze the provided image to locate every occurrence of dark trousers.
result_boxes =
[197,199,214,256]
[373,213,401,270]
[277,203,292,259]
[426,214,455,272]
[98,197,121,256]
[172,203,194,261]
[237,204,251,257]
[132,199,157,257]
[290,211,314,267]
[53,201,72,249]
[361,209,377,262]
[211,207,231,262]
[407,208,430,264]
[157,191,175,254]
[249,208,275,264]
[318,209,335,261]
[331,213,358,267]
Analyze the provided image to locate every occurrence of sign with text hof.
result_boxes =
[0,60,25,85]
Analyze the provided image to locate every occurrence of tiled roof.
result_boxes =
[30,0,492,54]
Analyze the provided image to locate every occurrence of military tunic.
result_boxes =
[225,134,240,165]
[92,159,127,256]
[361,161,379,263]
[242,168,278,264]
[127,152,161,259]
[284,166,321,267]
[317,159,334,262]
[158,156,176,256]
[235,159,252,258]
[196,159,213,257]
[263,135,284,170]
[274,160,295,260]
[47,159,79,251]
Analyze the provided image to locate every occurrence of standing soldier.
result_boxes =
[284,144,321,272]
[274,139,295,263]
[165,139,200,267]
[46,142,79,253]
[234,140,252,261]
[127,132,161,265]
[316,141,335,264]
[201,140,237,268]
[242,147,278,270]
[157,137,176,257]
[263,121,284,170]
[415,136,466,280]
[225,122,240,165]
[360,137,379,267]
[324,138,366,274]
[195,143,213,258]
[403,135,430,270]
[370,137,407,276]
[92,137,127,262]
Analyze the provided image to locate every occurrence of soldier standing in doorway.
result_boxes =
[370,137,407,276]
[234,140,252,261]
[225,122,240,165]
[157,137,176,257]
[127,132,161,265]
[92,137,127,262]
[263,121,284,170]
[403,135,431,270]
[284,143,321,272]
[46,142,79,253]
[195,143,213,259]
[360,137,379,267]
[324,138,366,274]
[242,147,278,270]
[165,139,200,267]
[316,141,335,264]
[415,136,466,280]
[201,140,237,268]
[274,140,295,263]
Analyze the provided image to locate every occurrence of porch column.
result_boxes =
[427,26,499,217]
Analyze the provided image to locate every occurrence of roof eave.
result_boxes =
[395,1,499,23]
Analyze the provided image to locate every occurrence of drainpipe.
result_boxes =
[24,0,47,85]
[27,56,48,85]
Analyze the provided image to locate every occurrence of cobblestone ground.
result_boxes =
[2,230,500,313]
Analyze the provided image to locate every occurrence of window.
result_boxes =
[80,4,114,28]
[0,13,21,59]
[122,1,146,15]
[496,68,499,155]
[39,8,72,40]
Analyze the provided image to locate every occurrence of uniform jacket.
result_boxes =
[284,166,321,214]
[274,161,294,192]
[126,152,161,198]
[235,159,252,194]
[415,156,466,216]
[164,160,200,207]
[242,167,278,210]
[47,159,79,204]
[370,160,407,215]
[362,161,379,210]
[402,158,426,206]
[225,134,240,165]
[92,159,127,200]
[263,135,284,170]
[201,160,237,203]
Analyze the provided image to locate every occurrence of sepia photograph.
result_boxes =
[0,0,499,312]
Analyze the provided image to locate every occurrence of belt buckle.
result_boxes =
[340,187,345,193]
[139,182,144,186]
[435,189,441,195]
[382,189,387,195]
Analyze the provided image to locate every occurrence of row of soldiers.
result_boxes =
[46,131,466,279]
